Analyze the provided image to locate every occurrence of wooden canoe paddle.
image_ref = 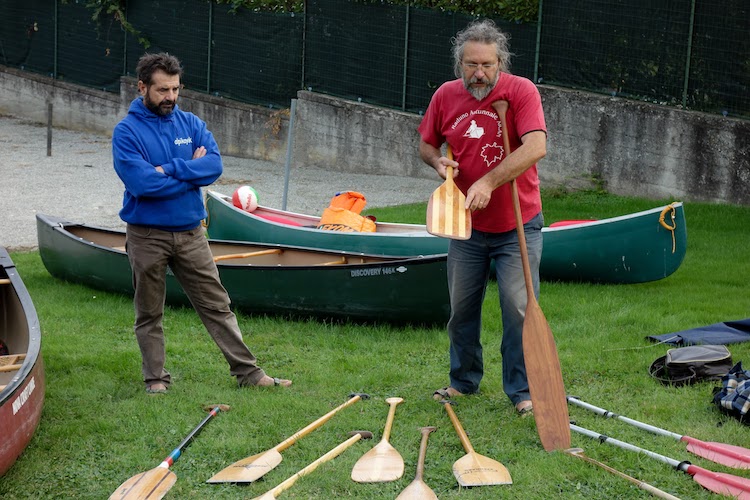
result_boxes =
[351,397,405,482]
[207,393,367,483]
[492,99,571,452]
[442,401,512,486]
[110,405,224,500]
[252,431,373,500]
[396,426,438,500]
[426,145,472,240]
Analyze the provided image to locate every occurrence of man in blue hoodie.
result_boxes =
[112,52,292,394]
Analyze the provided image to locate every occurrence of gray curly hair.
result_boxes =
[452,19,512,78]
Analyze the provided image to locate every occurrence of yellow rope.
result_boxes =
[658,203,678,253]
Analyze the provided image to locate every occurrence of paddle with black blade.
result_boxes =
[441,400,512,486]
[207,393,367,483]
[568,395,750,469]
[492,99,570,451]
[110,405,226,500]
[571,423,750,499]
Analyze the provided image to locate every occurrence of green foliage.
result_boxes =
[62,0,150,48]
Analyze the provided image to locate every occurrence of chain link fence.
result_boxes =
[1,0,747,119]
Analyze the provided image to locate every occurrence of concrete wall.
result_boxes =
[2,65,748,205]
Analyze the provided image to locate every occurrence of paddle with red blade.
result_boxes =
[493,99,570,451]
[110,405,224,500]
[571,423,750,499]
[568,396,750,469]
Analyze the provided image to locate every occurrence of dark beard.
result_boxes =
[144,94,175,116]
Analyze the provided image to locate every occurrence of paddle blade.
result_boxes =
[686,463,750,498]
[109,466,176,500]
[206,449,283,483]
[426,168,471,240]
[351,442,404,483]
[452,452,512,486]
[396,479,439,500]
[683,436,750,470]
[522,302,571,451]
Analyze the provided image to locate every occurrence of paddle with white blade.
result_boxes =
[396,426,438,500]
[110,405,225,500]
[568,395,750,469]
[571,423,750,499]
[351,397,405,482]
[442,401,512,487]
[252,431,373,500]
[207,393,367,483]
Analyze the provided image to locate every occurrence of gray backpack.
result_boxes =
[649,345,732,386]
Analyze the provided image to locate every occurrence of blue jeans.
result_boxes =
[446,212,543,405]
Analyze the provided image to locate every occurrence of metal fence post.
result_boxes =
[402,5,410,111]
[282,99,297,211]
[682,0,696,109]
[534,0,543,84]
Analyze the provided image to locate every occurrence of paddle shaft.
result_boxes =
[442,402,475,454]
[276,394,363,453]
[571,424,750,498]
[261,433,364,500]
[415,426,436,482]
[162,406,222,468]
[568,396,750,469]
[381,397,403,444]
[495,100,570,451]
[565,448,681,500]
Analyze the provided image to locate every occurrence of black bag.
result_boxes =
[649,344,732,386]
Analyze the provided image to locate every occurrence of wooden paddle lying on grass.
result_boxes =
[253,431,373,500]
[493,99,571,452]
[564,447,681,500]
[110,405,225,500]
[426,145,471,240]
[396,426,438,500]
[351,397,405,482]
[441,401,512,486]
[207,393,367,483]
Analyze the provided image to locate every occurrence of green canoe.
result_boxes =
[205,190,687,284]
[36,214,449,325]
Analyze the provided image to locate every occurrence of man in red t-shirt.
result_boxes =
[418,19,547,416]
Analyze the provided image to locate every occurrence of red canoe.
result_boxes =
[0,247,45,477]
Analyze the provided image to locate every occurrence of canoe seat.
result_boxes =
[0,354,25,373]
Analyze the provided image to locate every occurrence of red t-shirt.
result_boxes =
[418,73,546,233]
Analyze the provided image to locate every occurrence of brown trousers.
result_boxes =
[125,224,265,387]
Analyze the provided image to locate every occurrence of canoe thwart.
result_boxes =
[213,248,283,262]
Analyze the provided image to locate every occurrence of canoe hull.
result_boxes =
[0,248,45,477]
[36,214,450,325]
[206,191,686,284]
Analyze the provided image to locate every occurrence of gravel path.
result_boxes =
[1,114,440,251]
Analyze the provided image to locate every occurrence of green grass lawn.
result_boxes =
[2,191,749,499]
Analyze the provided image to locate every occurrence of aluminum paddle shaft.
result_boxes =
[568,396,750,469]
[571,424,750,499]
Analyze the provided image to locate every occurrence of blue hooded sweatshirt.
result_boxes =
[112,97,222,231]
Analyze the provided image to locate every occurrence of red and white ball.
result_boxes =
[232,185,259,213]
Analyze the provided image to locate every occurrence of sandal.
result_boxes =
[515,400,533,416]
[433,387,464,401]
[146,383,168,394]
[241,375,292,388]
